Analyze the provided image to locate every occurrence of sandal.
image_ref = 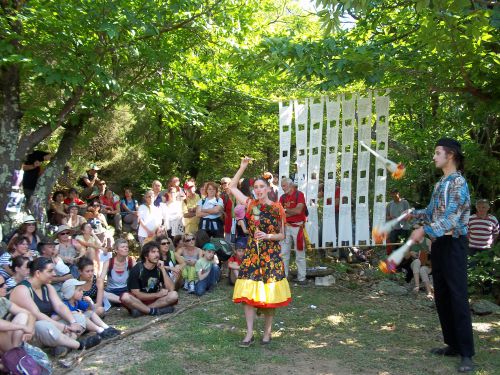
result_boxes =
[458,357,474,373]
[430,346,459,356]
[238,336,254,348]
[413,286,420,293]
[261,337,272,345]
[426,292,434,301]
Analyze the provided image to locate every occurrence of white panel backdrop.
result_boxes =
[278,92,389,249]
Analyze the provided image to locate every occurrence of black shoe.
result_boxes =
[430,346,459,356]
[157,306,175,315]
[130,308,143,318]
[458,357,474,373]
[78,334,102,350]
[238,336,254,348]
[100,327,121,339]
[52,345,69,358]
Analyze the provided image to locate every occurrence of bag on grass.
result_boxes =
[1,346,44,375]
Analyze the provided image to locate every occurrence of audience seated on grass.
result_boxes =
[7,215,40,255]
[177,233,202,293]
[9,257,101,358]
[49,190,68,225]
[0,275,36,357]
[7,256,30,292]
[194,243,220,296]
[55,225,84,278]
[38,239,72,295]
[101,239,136,305]
[228,244,245,286]
[61,279,120,340]
[0,236,31,290]
[120,188,139,232]
[77,257,109,317]
[157,235,184,291]
[100,189,122,234]
[62,203,87,230]
[126,242,178,317]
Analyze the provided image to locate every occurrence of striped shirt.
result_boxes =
[468,214,499,249]
[414,172,470,238]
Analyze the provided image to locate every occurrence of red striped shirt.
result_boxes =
[468,214,499,249]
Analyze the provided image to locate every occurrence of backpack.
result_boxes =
[1,347,44,375]
[107,256,134,277]
[210,238,232,259]
[280,191,309,217]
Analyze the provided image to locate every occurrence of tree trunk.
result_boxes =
[29,118,86,231]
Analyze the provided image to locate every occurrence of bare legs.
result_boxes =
[242,304,274,343]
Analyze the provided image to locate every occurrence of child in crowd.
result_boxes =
[61,279,120,339]
[177,234,202,293]
[228,243,245,286]
[194,243,220,296]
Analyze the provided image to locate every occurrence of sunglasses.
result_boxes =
[26,223,36,226]
[59,232,70,236]
[161,241,170,245]
[184,237,194,241]
[0,282,6,288]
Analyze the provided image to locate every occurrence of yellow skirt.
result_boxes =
[233,278,291,308]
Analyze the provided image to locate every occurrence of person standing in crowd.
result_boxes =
[220,177,234,243]
[151,180,164,207]
[386,189,411,253]
[22,150,51,203]
[409,138,474,373]
[183,181,200,234]
[468,199,498,260]
[138,190,162,245]
[196,182,224,237]
[279,178,307,285]
[229,157,291,347]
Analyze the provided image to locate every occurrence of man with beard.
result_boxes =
[126,241,178,317]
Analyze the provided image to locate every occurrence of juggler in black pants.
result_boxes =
[431,235,475,357]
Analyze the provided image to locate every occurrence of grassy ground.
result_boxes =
[104,276,499,375]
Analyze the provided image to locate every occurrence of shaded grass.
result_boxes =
[122,282,499,375]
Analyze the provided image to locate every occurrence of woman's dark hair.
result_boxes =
[140,241,160,262]
[240,178,252,196]
[173,235,183,248]
[10,256,29,272]
[77,256,94,271]
[8,236,30,252]
[28,257,53,277]
[52,190,65,201]
[80,222,91,232]
[195,230,210,248]
[442,146,465,173]
[17,222,38,236]
[68,188,78,195]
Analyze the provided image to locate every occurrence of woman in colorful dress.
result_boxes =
[229,157,291,347]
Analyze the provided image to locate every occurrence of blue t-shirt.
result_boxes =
[63,299,90,312]
[121,198,138,216]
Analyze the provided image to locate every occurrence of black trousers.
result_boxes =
[431,235,475,357]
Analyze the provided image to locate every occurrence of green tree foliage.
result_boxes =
[262,0,500,205]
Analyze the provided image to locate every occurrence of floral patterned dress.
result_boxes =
[232,200,291,308]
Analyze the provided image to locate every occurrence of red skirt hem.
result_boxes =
[233,297,292,308]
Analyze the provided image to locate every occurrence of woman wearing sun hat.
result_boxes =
[7,215,40,254]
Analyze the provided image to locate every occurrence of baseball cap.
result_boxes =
[202,243,216,252]
[89,163,101,171]
[61,279,86,300]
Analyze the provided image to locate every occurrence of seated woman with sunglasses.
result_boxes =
[157,236,185,291]
[7,215,41,256]
[9,258,101,357]
[0,274,36,354]
[176,234,203,293]
[55,225,85,278]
